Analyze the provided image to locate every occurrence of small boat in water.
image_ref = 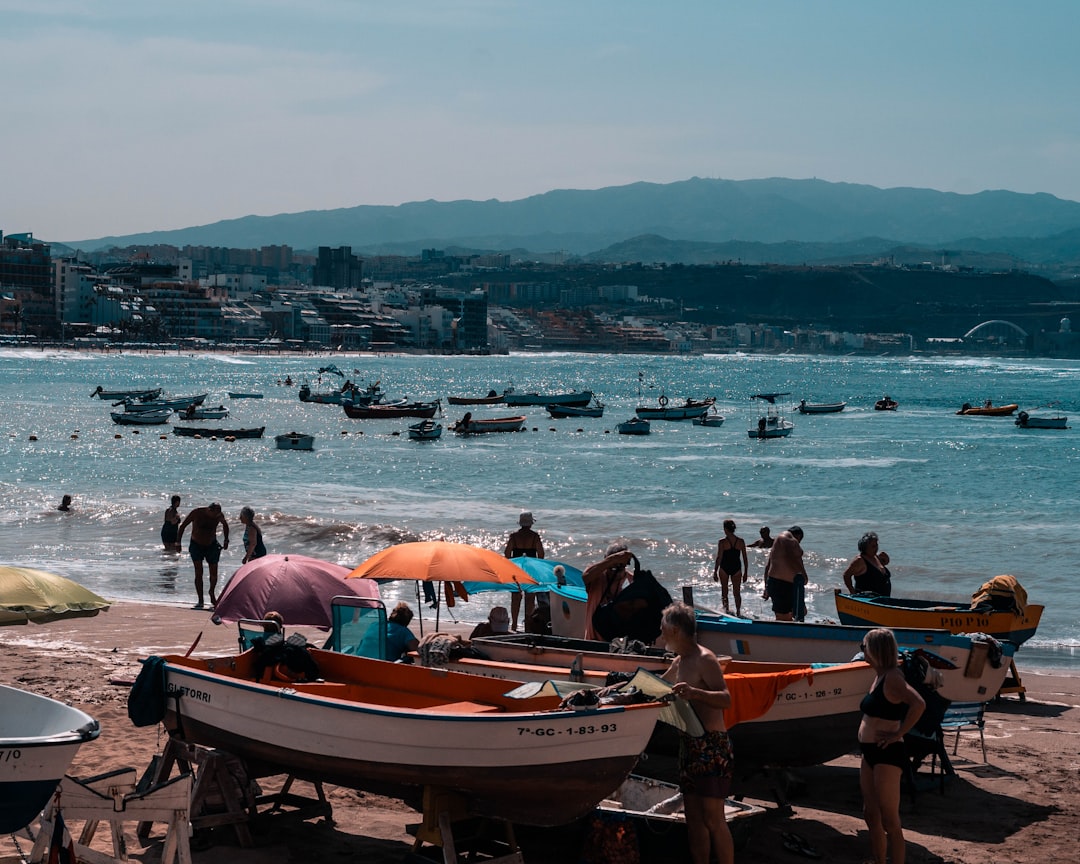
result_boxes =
[119,393,207,413]
[504,389,593,407]
[452,413,526,435]
[173,426,265,439]
[180,405,230,421]
[616,417,651,435]
[447,387,512,406]
[834,588,1043,645]
[748,393,794,439]
[91,386,161,401]
[1015,410,1068,429]
[636,395,715,421]
[275,432,315,451]
[956,401,1018,416]
[874,395,898,411]
[546,399,605,418]
[692,410,725,427]
[110,408,172,425]
[407,420,443,441]
[798,399,846,414]
[0,684,100,832]
[228,392,264,399]
[153,648,664,826]
[344,400,440,419]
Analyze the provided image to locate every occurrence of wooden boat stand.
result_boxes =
[6,768,193,864]
[997,658,1027,701]
[406,786,523,864]
[136,738,332,848]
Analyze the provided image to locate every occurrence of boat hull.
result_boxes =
[617,419,650,435]
[1016,414,1068,429]
[274,433,314,450]
[407,421,443,440]
[956,404,1018,416]
[636,398,715,420]
[504,391,592,407]
[343,401,440,419]
[833,591,1043,645]
[0,685,100,832]
[695,615,1016,702]
[172,426,265,439]
[798,402,846,414]
[160,651,660,826]
[111,410,172,425]
[546,403,604,418]
[453,416,526,434]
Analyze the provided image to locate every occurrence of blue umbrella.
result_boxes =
[464,558,586,601]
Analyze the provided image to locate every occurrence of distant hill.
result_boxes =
[61,177,1080,266]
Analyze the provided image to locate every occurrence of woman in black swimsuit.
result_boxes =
[712,520,748,616]
[160,495,181,550]
[843,531,892,596]
[858,628,925,864]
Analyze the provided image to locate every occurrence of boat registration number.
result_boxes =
[519,723,617,737]
[779,688,845,702]
[1,748,23,762]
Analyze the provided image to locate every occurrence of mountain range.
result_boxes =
[63,177,1080,272]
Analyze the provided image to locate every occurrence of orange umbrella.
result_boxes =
[346,541,539,588]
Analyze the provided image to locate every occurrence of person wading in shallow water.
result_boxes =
[175,502,229,609]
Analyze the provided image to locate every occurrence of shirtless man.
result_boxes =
[175,502,229,609]
[661,601,734,864]
[763,526,805,621]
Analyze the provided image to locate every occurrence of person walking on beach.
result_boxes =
[160,495,182,550]
[504,511,544,631]
[175,502,229,609]
[660,601,734,864]
[843,531,892,596]
[713,519,749,616]
[763,526,806,621]
[858,627,925,864]
[239,506,267,564]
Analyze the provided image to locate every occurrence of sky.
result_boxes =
[2,1,1079,243]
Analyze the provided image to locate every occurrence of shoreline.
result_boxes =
[2,600,1079,864]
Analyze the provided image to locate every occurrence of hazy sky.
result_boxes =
[3,1,1078,242]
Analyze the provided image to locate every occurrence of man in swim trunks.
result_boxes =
[763,526,806,621]
[661,601,734,864]
[175,502,229,609]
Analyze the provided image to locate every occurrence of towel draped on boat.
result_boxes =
[722,667,814,728]
[971,574,1027,614]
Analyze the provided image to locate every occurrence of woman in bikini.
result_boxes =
[858,628,925,864]
[712,520,748,616]
[843,531,892,596]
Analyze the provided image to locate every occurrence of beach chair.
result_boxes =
[941,701,987,761]
[326,595,387,659]
[237,617,282,651]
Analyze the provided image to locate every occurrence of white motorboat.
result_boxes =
[0,685,100,832]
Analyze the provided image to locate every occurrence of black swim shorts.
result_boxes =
[189,540,222,565]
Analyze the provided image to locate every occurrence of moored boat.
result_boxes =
[110,408,172,425]
[956,401,1018,416]
[546,399,605,418]
[691,411,725,427]
[833,588,1043,645]
[504,389,593,407]
[91,386,161,401]
[452,414,526,434]
[228,392,264,399]
[180,405,230,420]
[874,395,898,411]
[635,395,715,421]
[153,648,664,826]
[1015,410,1068,429]
[798,399,846,414]
[343,400,440,419]
[748,392,794,439]
[172,426,265,439]
[0,684,100,832]
[616,417,650,435]
[118,393,208,413]
[447,388,512,406]
[274,432,315,450]
[407,420,443,441]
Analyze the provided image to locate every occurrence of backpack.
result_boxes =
[128,655,168,727]
[900,649,951,736]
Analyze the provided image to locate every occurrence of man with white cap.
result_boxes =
[504,511,545,631]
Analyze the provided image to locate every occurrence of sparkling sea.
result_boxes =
[1,348,1077,670]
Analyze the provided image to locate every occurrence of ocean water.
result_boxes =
[1,348,1077,670]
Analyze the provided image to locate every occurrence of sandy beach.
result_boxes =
[2,601,1078,864]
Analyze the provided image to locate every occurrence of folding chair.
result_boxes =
[327,595,387,659]
[237,617,282,652]
[941,701,987,761]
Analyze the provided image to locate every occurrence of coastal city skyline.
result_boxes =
[3,2,1079,242]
